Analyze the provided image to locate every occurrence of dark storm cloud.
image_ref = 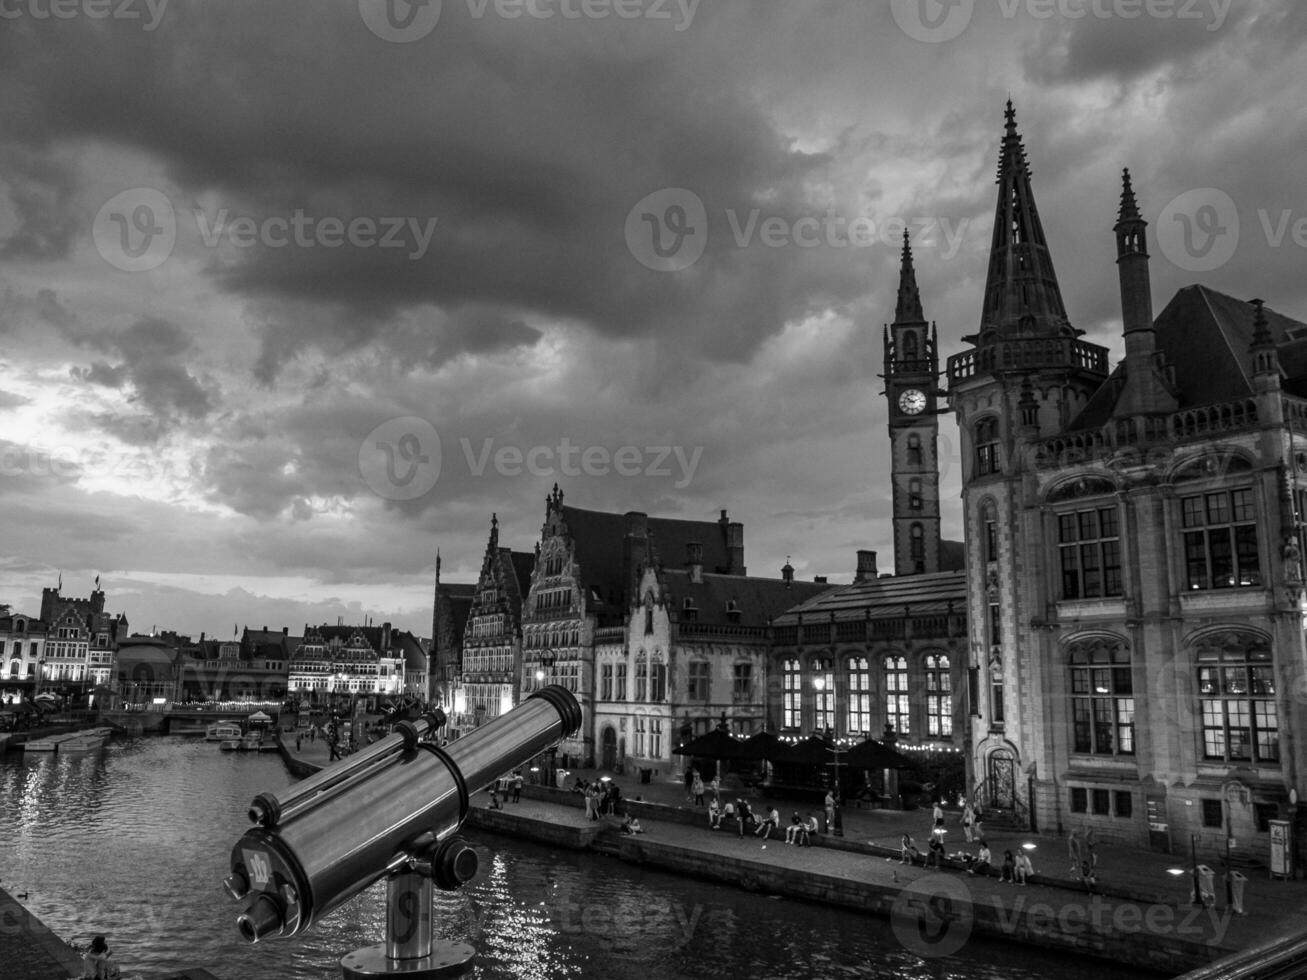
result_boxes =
[0,389,31,409]
[0,0,868,380]
[64,316,216,432]
[0,147,81,261]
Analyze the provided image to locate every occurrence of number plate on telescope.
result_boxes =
[243,848,274,890]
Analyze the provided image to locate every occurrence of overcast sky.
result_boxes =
[1,0,1304,639]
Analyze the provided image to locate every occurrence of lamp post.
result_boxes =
[1191,833,1202,907]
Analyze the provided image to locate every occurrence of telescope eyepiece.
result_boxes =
[249,792,281,828]
[237,893,284,944]
[432,838,479,892]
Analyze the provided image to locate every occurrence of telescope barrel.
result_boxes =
[227,686,580,943]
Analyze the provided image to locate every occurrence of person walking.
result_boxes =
[824,790,835,834]
[971,811,985,845]
[512,771,523,803]
[932,800,945,839]
[692,772,705,807]
[961,801,975,843]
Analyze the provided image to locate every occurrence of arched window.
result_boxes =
[813,658,835,732]
[926,654,952,737]
[902,332,919,361]
[975,417,999,476]
[1058,505,1123,599]
[910,524,925,573]
[650,660,667,702]
[982,500,998,564]
[847,657,871,734]
[1182,489,1261,590]
[783,659,801,730]
[909,478,923,511]
[1196,632,1278,762]
[907,433,922,467]
[885,656,909,735]
[635,652,648,701]
[1068,638,1134,756]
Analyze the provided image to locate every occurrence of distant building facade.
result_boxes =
[458,515,534,731]
[287,622,416,705]
[0,605,47,700]
[39,583,129,691]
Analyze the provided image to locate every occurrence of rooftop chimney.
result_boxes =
[854,550,878,583]
[814,576,828,584]
[686,542,704,583]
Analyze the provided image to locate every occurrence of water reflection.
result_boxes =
[1,738,1158,979]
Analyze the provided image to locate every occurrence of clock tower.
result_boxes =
[882,230,943,575]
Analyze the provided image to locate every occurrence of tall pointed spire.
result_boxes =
[895,229,925,324]
[980,101,1072,338]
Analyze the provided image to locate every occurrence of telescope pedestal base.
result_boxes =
[341,941,475,979]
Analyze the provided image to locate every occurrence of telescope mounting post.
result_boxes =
[340,847,475,979]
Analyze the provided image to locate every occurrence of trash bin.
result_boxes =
[640,768,653,784]
[1228,870,1247,914]
[1196,865,1216,907]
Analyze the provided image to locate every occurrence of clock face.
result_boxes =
[898,388,928,415]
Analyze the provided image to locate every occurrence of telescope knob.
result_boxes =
[431,837,478,892]
[237,893,284,944]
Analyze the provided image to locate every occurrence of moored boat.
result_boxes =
[219,739,243,752]
[206,722,243,741]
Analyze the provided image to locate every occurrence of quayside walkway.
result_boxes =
[277,736,1307,976]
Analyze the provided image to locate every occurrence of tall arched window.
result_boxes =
[910,524,925,573]
[847,657,871,734]
[1068,638,1134,756]
[885,656,909,734]
[975,417,999,476]
[982,500,998,564]
[813,658,835,732]
[1197,632,1277,762]
[907,433,922,466]
[782,659,801,729]
[926,654,952,737]
[635,653,648,701]
[902,332,919,361]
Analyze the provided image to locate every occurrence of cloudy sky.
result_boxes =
[1,0,1304,639]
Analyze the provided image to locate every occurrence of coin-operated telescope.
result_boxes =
[225,686,581,979]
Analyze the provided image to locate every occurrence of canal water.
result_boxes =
[1,737,1163,979]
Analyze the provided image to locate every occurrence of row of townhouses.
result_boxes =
[427,104,1307,870]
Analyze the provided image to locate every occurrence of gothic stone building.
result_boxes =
[946,102,1307,859]
[594,547,829,777]
[458,515,535,731]
[521,486,750,766]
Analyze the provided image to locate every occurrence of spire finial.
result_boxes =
[1251,298,1273,350]
[1118,168,1142,223]
[894,228,925,324]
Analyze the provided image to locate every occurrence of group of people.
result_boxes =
[79,935,121,979]
[486,771,525,809]
[898,832,1036,883]
[705,797,822,846]
[572,776,622,820]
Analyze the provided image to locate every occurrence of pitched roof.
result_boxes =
[772,570,967,625]
[661,570,831,628]
[561,505,738,614]
[1070,286,1307,430]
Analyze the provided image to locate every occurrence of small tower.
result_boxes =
[1114,168,1176,415]
[883,229,943,575]
[1250,299,1282,392]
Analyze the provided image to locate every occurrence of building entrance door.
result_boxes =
[988,750,1016,810]
[601,725,617,771]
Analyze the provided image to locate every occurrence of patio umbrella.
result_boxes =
[736,730,791,763]
[842,736,915,770]
[783,735,836,767]
[247,710,272,723]
[673,726,744,781]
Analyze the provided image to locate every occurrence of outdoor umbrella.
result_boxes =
[783,735,836,767]
[247,710,272,723]
[673,726,745,780]
[736,730,791,763]
[842,736,915,770]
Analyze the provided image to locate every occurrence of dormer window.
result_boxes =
[726,600,741,623]
[682,598,697,621]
